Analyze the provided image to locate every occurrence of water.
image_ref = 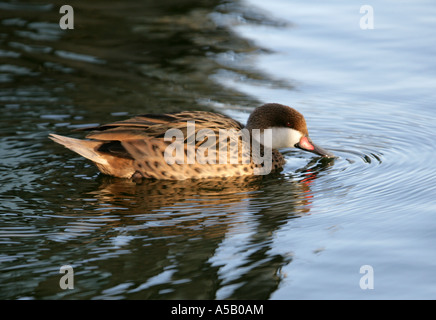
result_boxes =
[1,0,436,300]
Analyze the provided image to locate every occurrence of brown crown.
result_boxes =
[245,103,309,136]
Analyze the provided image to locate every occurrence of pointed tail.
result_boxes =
[49,133,108,165]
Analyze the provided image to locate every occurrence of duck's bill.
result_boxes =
[295,136,335,158]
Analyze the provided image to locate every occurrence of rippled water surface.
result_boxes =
[1,0,436,299]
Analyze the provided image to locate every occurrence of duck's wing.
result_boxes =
[83,111,244,141]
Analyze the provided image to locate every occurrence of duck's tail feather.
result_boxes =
[49,133,108,166]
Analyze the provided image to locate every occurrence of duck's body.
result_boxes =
[49,103,333,180]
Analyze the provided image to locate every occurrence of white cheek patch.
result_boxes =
[271,128,302,149]
[252,128,303,149]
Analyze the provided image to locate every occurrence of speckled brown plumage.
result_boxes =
[49,103,324,180]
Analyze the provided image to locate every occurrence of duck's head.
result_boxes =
[246,103,334,158]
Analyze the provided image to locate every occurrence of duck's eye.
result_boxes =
[286,122,292,127]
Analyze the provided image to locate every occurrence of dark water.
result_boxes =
[1,0,436,299]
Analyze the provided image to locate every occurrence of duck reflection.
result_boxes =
[87,157,334,299]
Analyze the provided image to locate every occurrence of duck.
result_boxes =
[49,103,334,180]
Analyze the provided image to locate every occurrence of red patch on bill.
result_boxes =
[299,136,314,150]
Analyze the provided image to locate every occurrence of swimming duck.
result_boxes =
[49,103,333,180]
